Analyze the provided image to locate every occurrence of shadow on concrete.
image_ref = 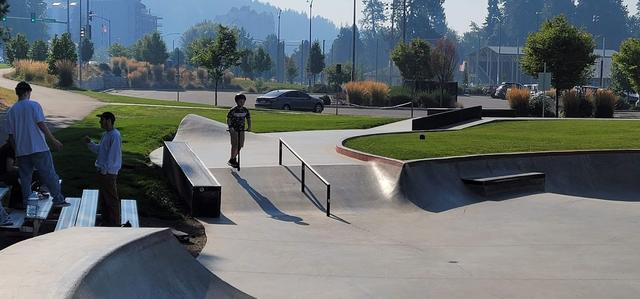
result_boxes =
[199,213,237,225]
[283,165,326,212]
[231,171,309,226]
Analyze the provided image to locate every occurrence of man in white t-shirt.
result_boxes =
[6,82,69,207]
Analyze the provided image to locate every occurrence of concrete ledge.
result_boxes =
[335,144,404,167]
[0,227,252,299]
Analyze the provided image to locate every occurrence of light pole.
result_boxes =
[277,9,281,82]
[493,16,503,85]
[78,0,82,87]
[307,0,313,87]
[67,0,70,34]
[164,32,182,101]
[351,0,356,81]
[593,15,605,88]
[402,0,407,44]
[535,11,542,29]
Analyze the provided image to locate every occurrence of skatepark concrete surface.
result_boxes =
[156,111,640,298]
[191,151,640,298]
[0,227,252,299]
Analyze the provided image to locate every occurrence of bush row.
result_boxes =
[507,88,618,118]
[343,81,456,108]
[13,59,75,88]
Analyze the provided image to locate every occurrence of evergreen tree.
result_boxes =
[286,56,298,84]
[29,40,48,61]
[6,33,29,64]
[253,47,272,79]
[48,33,77,74]
[330,27,364,65]
[361,0,387,34]
[0,0,8,40]
[239,49,255,79]
[307,41,325,84]
[575,0,629,48]
[543,0,575,21]
[80,37,94,63]
[108,43,130,58]
[484,0,502,44]
[140,32,169,65]
[406,0,447,39]
[503,0,545,45]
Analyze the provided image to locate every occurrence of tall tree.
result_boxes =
[286,56,298,84]
[29,39,48,61]
[542,0,575,21]
[391,38,432,91]
[181,21,219,64]
[484,0,502,45]
[503,0,545,45]
[0,0,8,41]
[6,33,29,64]
[361,0,387,34]
[239,49,255,79]
[140,32,169,65]
[575,0,629,48]
[406,0,447,39]
[48,33,77,74]
[108,43,130,58]
[253,47,272,79]
[80,37,94,63]
[189,25,241,106]
[613,38,640,94]
[431,39,457,106]
[307,41,325,84]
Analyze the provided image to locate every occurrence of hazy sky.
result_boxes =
[264,0,638,34]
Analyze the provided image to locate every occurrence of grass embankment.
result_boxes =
[0,87,17,109]
[345,120,640,160]
[0,64,10,69]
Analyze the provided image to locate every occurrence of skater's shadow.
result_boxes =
[231,171,309,226]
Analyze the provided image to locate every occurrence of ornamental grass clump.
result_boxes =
[507,88,531,116]
[562,90,594,117]
[593,89,618,118]
[343,81,368,105]
[55,60,75,88]
[14,59,50,83]
[343,81,390,106]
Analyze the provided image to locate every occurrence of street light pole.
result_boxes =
[308,0,313,87]
[402,0,406,44]
[494,16,502,85]
[66,0,70,34]
[277,9,281,82]
[351,0,356,81]
[600,36,605,88]
[78,0,82,87]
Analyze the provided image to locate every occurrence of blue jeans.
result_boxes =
[17,151,65,204]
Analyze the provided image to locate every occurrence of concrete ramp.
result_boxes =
[0,228,252,299]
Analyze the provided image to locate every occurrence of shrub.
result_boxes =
[343,81,368,105]
[128,69,149,88]
[98,63,111,73]
[528,94,556,117]
[165,68,176,85]
[562,90,594,118]
[593,89,618,118]
[14,59,50,83]
[388,86,413,105]
[507,88,531,116]
[55,60,75,88]
[151,64,164,85]
[368,82,390,106]
[223,71,234,86]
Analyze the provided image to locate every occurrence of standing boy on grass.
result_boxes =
[227,94,252,169]
[83,112,122,227]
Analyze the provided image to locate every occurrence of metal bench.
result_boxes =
[120,199,139,228]
[75,189,99,227]
[54,198,82,231]
[163,141,222,217]
[25,192,53,236]
[462,172,546,196]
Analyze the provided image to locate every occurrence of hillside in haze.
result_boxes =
[143,0,338,45]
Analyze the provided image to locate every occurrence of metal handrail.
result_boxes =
[278,139,331,217]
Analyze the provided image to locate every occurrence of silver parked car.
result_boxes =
[255,90,324,113]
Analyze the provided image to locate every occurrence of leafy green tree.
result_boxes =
[7,34,30,64]
[307,41,325,84]
[613,38,640,94]
[0,0,8,40]
[391,38,432,89]
[253,47,272,79]
[29,40,48,61]
[431,39,457,106]
[325,64,351,90]
[521,16,596,114]
[108,43,130,58]
[80,37,94,63]
[140,32,169,65]
[286,56,298,84]
[48,33,77,74]
[182,21,219,64]
[610,61,635,96]
[189,25,241,106]
[575,0,629,48]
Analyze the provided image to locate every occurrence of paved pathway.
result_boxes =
[0,69,104,141]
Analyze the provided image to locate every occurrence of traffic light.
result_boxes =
[80,26,85,38]
[30,13,36,23]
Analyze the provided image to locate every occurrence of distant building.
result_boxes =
[464,46,616,87]
[46,0,161,49]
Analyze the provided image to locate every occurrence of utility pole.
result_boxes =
[494,16,502,85]
[322,39,325,84]
[277,9,281,83]
[600,36,605,88]
[402,0,407,44]
[351,0,356,81]
[66,0,70,34]
[389,2,395,85]
[300,40,304,85]
[78,0,82,87]
[308,0,313,88]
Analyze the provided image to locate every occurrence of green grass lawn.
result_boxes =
[78,91,214,108]
[345,120,640,160]
[0,86,17,108]
[0,64,10,69]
